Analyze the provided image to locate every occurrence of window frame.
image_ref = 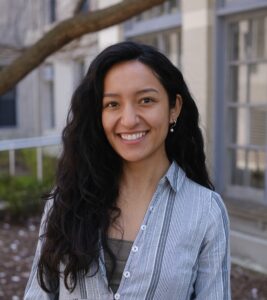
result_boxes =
[124,0,181,39]
[123,0,181,68]
[214,0,267,203]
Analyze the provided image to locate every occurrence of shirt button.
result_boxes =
[123,271,130,278]
[149,206,153,211]
[114,293,120,299]
[141,224,146,230]
[132,245,138,252]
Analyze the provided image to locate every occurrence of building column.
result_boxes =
[97,0,122,51]
[54,61,75,134]
[181,0,215,167]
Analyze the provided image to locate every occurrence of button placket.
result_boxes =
[115,182,164,295]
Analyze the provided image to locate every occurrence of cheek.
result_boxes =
[101,113,109,136]
[101,110,109,126]
[153,109,171,129]
[101,112,115,138]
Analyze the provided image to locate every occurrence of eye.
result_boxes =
[141,97,154,104]
[103,101,119,109]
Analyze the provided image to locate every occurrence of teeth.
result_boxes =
[120,132,146,141]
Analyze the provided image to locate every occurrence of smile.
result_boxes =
[120,131,147,141]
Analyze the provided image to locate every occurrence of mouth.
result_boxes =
[119,131,147,141]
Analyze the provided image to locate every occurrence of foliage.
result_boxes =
[0,175,53,216]
[0,149,57,217]
[0,151,9,170]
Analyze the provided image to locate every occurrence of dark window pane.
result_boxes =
[80,0,89,12]
[250,108,266,146]
[229,65,247,103]
[249,150,265,189]
[229,148,265,189]
[0,88,16,127]
[50,0,56,23]
[229,148,247,186]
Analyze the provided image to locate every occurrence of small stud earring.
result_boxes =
[170,119,176,133]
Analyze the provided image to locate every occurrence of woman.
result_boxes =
[24,41,231,300]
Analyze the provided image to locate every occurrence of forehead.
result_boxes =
[103,60,165,92]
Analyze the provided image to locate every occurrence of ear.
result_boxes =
[169,94,183,123]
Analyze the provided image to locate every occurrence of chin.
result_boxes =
[120,154,148,164]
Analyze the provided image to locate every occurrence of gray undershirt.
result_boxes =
[104,238,134,293]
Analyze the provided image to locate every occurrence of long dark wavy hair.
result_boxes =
[37,41,214,293]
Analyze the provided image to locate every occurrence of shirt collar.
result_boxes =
[164,161,185,193]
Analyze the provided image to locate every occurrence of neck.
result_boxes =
[121,156,170,193]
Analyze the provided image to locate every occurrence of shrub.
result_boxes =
[0,149,57,217]
[0,175,54,217]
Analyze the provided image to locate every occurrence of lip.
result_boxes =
[118,131,148,144]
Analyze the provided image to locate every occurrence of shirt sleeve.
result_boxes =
[24,200,57,300]
[194,192,231,300]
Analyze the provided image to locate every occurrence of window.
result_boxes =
[134,0,180,22]
[131,29,181,67]
[124,0,181,68]
[0,87,16,127]
[50,0,56,23]
[79,0,89,13]
[225,14,267,201]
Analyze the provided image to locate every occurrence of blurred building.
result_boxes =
[0,0,97,139]
[0,0,267,273]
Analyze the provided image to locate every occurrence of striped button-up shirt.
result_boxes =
[24,161,231,300]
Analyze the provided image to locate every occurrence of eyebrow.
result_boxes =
[103,88,159,98]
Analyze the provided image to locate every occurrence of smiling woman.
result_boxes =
[102,60,181,165]
[24,42,231,300]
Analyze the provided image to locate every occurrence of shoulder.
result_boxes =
[167,162,228,222]
[174,169,228,220]
[42,198,54,219]
[38,198,54,236]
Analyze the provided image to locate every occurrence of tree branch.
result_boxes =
[0,0,165,95]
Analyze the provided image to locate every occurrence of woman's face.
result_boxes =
[102,60,181,165]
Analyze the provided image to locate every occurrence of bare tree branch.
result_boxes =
[0,0,165,95]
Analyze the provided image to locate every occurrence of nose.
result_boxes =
[120,103,139,128]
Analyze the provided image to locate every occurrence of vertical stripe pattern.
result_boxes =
[145,189,176,300]
[24,162,231,300]
[78,271,87,299]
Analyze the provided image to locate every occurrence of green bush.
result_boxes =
[0,151,9,173]
[0,175,54,216]
[0,148,58,179]
[0,148,57,217]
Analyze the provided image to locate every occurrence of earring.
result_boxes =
[170,119,176,133]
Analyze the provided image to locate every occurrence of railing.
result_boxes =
[0,136,61,181]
